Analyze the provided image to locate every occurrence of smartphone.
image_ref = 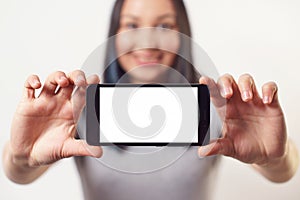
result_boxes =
[86,84,210,146]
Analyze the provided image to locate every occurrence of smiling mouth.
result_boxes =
[134,53,163,66]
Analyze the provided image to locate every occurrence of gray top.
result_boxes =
[75,105,222,200]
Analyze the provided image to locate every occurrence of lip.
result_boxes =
[134,54,163,66]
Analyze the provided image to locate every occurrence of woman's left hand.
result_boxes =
[198,74,287,165]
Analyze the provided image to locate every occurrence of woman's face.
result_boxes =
[115,0,180,82]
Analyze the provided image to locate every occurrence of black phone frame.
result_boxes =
[86,84,210,146]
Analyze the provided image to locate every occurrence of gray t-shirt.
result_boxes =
[75,105,222,200]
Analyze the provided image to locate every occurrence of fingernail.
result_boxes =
[201,147,209,155]
[86,145,102,158]
[221,87,231,97]
[75,75,85,85]
[33,80,39,86]
[263,95,270,104]
[242,90,251,101]
[199,146,210,157]
[59,76,67,82]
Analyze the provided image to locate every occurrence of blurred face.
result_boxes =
[115,0,180,83]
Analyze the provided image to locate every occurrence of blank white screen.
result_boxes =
[99,87,198,143]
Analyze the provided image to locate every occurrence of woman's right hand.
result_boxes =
[8,70,102,167]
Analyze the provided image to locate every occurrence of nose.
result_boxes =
[134,28,159,50]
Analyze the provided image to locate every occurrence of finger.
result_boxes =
[57,72,97,100]
[217,74,235,99]
[262,82,278,104]
[70,74,100,121]
[87,74,100,85]
[71,85,87,122]
[56,84,74,100]
[23,74,41,99]
[198,138,234,157]
[237,73,259,102]
[199,76,226,108]
[70,74,99,100]
[62,138,103,158]
[67,70,87,87]
[40,71,69,97]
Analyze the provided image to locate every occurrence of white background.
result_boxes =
[0,0,299,199]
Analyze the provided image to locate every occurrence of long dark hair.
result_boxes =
[103,0,199,83]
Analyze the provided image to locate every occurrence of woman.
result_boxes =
[3,0,299,199]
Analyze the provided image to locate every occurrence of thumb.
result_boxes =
[62,138,103,158]
[198,138,234,157]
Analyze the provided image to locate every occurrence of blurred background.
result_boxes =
[0,0,299,199]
